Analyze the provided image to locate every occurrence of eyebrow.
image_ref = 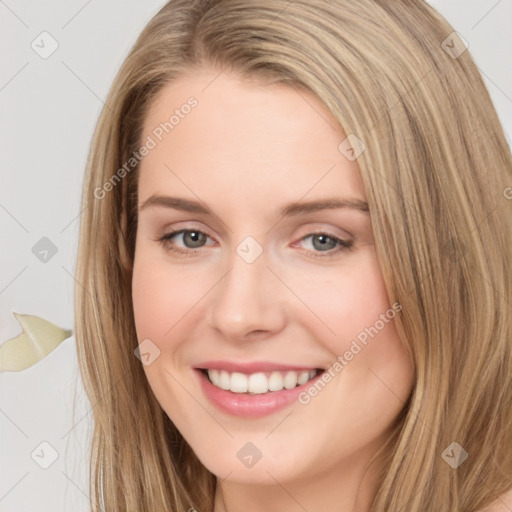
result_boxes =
[139,195,370,217]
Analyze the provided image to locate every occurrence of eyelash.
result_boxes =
[156,227,354,259]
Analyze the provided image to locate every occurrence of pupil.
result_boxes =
[186,231,204,248]
[313,234,335,251]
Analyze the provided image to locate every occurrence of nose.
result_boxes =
[207,243,287,343]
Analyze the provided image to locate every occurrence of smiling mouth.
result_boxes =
[199,368,324,395]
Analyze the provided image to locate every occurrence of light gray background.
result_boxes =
[1,1,511,511]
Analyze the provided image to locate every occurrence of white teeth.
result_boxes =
[248,372,268,394]
[218,370,230,390]
[297,371,310,385]
[284,371,298,389]
[268,371,284,391]
[206,369,318,394]
[230,372,248,392]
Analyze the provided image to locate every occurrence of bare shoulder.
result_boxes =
[477,487,512,512]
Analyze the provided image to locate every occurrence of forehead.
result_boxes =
[142,68,341,152]
[138,68,365,205]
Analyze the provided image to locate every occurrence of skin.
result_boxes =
[131,65,415,512]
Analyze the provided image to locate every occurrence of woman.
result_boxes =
[74,1,512,510]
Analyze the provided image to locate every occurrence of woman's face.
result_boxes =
[132,66,414,490]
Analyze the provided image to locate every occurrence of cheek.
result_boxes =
[294,250,395,356]
[131,255,200,404]
[318,253,412,403]
[131,253,188,343]
[131,250,220,364]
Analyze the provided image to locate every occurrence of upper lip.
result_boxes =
[194,360,324,374]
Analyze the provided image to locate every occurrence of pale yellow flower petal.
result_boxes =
[0,313,72,372]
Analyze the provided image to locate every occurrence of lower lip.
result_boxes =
[194,369,324,419]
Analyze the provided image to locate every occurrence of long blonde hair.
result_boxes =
[74,1,512,510]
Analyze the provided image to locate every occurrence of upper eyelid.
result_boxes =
[158,224,215,241]
[157,219,353,238]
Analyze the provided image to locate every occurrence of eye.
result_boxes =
[157,228,214,256]
[156,228,354,258]
[296,232,354,258]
